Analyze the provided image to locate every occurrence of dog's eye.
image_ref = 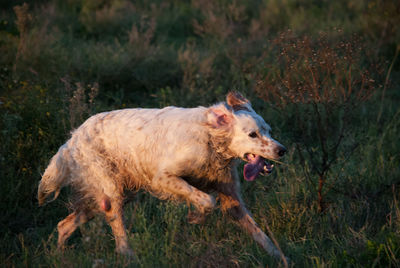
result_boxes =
[248,132,258,138]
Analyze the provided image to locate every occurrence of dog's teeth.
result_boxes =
[271,164,274,168]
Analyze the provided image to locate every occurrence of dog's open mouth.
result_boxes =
[243,153,274,181]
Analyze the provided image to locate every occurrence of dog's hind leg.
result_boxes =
[102,197,133,256]
[57,210,94,250]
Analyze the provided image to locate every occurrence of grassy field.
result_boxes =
[1,0,399,267]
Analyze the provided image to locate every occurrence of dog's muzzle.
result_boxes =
[243,154,274,181]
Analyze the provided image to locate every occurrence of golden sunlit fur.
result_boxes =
[38,92,287,262]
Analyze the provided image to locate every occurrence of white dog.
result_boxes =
[38,92,287,261]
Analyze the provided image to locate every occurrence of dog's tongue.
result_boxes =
[244,155,267,181]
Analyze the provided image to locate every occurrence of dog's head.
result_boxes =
[207,92,286,181]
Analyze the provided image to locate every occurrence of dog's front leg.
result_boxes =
[151,173,216,214]
[218,183,286,262]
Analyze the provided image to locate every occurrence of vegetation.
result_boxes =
[1,0,399,266]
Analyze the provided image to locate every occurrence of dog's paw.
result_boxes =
[194,192,216,211]
[116,246,136,258]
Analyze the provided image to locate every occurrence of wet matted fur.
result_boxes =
[38,92,288,262]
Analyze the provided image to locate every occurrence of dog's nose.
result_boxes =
[277,146,286,157]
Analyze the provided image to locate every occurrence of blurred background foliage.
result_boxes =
[0,0,399,266]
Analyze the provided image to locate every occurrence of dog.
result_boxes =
[38,92,287,261]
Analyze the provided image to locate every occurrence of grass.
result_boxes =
[1,0,400,266]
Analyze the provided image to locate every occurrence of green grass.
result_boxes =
[1,0,400,266]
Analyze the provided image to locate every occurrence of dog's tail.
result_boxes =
[38,144,70,206]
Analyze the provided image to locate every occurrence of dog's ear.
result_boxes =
[207,106,233,129]
[226,91,251,112]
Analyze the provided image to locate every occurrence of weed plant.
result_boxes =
[1,0,399,266]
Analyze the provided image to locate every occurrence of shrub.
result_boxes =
[255,31,381,212]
